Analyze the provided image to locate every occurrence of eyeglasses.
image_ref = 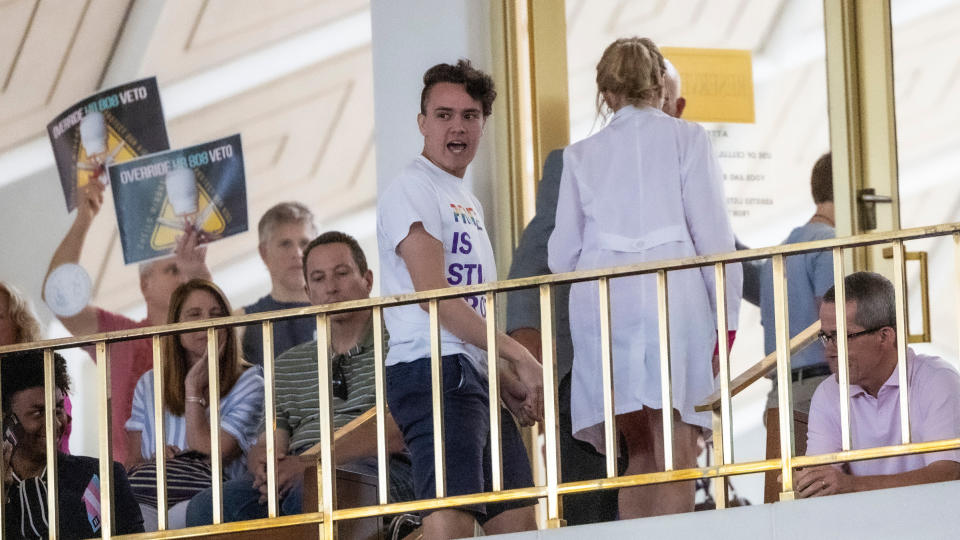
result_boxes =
[817,327,886,346]
[332,356,348,401]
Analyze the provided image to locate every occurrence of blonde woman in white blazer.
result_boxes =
[548,37,742,519]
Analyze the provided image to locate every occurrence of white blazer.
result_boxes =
[548,105,742,449]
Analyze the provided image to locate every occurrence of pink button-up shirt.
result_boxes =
[806,348,960,476]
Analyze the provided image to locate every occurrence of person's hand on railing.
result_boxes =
[793,466,851,498]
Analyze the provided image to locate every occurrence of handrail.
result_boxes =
[695,321,821,412]
[301,408,377,457]
[2,221,959,356]
[5,221,960,538]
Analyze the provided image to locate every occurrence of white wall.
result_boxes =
[495,480,960,539]
[369,0,504,269]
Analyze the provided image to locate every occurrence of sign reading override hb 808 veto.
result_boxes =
[107,134,249,265]
[47,77,169,211]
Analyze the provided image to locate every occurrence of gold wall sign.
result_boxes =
[661,47,755,124]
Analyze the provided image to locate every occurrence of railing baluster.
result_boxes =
[207,328,223,524]
[0,348,4,534]
[955,234,960,357]
[373,307,390,504]
[315,314,336,539]
[485,292,503,492]
[771,254,795,500]
[714,263,733,466]
[152,335,168,529]
[656,270,674,471]
[96,341,115,536]
[428,299,445,499]
[833,248,852,451]
[43,348,60,539]
[539,284,562,528]
[714,263,732,509]
[892,240,911,444]
[710,411,728,509]
[262,320,279,517]
[598,277,617,478]
[1,224,958,535]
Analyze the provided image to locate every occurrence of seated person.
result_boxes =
[1,281,73,453]
[2,350,144,537]
[125,279,264,530]
[186,231,414,525]
[798,271,960,497]
[44,181,211,463]
[240,202,319,365]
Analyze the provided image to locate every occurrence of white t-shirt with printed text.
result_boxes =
[377,155,496,373]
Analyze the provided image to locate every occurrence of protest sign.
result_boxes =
[107,134,248,265]
[47,77,169,211]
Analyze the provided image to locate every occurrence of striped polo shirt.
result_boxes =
[275,323,379,454]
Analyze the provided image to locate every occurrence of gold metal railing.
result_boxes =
[4,222,960,538]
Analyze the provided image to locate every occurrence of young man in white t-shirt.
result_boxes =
[377,60,544,539]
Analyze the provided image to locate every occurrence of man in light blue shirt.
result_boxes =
[757,152,835,412]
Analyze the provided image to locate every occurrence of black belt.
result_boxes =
[791,364,831,383]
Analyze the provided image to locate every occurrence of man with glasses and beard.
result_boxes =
[797,271,960,497]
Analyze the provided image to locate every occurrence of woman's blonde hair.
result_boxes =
[595,37,666,118]
[0,282,43,344]
[161,279,247,415]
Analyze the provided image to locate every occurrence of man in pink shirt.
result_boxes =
[799,271,960,497]
[43,181,211,462]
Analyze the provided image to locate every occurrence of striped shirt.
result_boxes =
[275,325,378,455]
[8,468,47,538]
[4,455,144,537]
[125,367,264,480]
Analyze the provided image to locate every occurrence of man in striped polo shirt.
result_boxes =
[186,231,412,524]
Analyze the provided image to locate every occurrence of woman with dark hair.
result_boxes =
[548,37,742,518]
[0,281,74,453]
[125,279,263,530]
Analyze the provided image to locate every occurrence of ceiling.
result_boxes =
[3,0,957,313]
[0,0,376,313]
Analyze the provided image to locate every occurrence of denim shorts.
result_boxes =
[386,354,535,522]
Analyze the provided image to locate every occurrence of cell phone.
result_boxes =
[4,413,25,448]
